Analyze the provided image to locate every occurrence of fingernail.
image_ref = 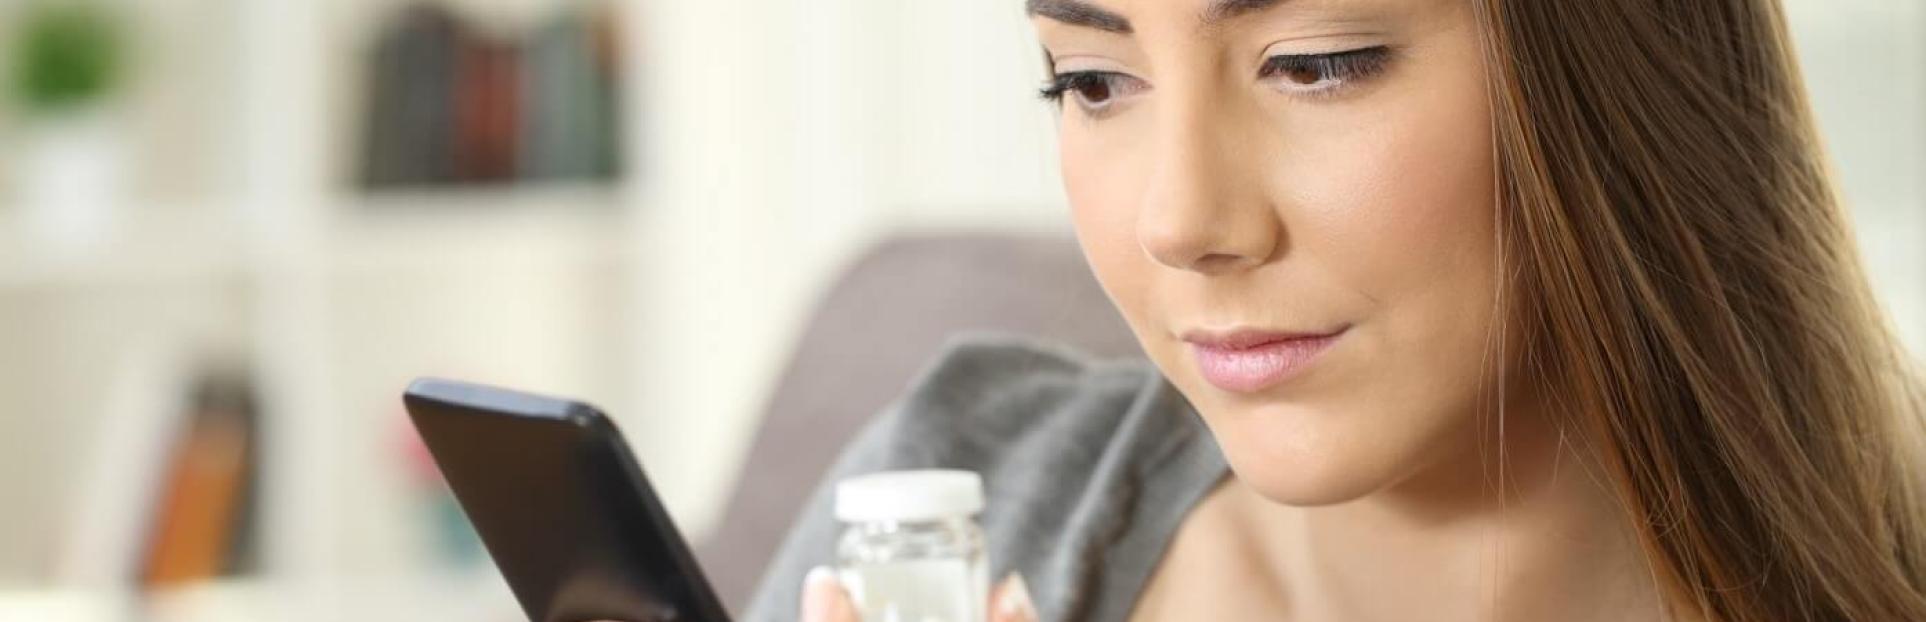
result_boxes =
[806,565,837,588]
[996,573,1036,618]
[802,566,837,618]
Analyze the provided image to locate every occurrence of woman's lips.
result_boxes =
[1184,327,1347,393]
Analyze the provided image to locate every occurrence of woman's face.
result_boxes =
[1033,0,1501,505]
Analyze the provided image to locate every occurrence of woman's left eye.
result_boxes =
[1258,46,1393,95]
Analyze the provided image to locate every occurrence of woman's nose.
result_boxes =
[1135,100,1283,275]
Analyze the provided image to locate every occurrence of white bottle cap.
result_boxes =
[835,469,984,523]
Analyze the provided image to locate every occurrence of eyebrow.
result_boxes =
[1025,0,1133,33]
[1025,0,1290,34]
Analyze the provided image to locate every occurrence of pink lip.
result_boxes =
[1182,326,1347,393]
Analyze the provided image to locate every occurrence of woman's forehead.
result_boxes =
[1028,0,1289,33]
[1029,0,1431,36]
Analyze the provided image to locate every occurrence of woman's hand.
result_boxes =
[800,565,1038,622]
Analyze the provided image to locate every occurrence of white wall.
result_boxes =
[1785,0,1926,354]
[620,0,1071,539]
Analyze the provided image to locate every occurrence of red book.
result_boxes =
[453,37,522,182]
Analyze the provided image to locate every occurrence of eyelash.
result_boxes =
[1258,46,1392,95]
[1038,45,1393,114]
[1036,72,1144,115]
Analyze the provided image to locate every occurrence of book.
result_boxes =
[139,370,260,586]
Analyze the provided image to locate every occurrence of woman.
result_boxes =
[749,0,1926,619]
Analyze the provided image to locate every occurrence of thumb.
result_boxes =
[990,572,1038,622]
[801,566,859,622]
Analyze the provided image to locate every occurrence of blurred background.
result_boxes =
[0,0,1917,620]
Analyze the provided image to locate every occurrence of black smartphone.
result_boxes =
[402,377,732,622]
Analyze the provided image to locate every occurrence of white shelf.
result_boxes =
[0,205,249,289]
[343,182,625,213]
[0,187,631,290]
[326,185,631,275]
[0,569,518,622]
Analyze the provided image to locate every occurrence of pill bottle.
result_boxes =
[834,469,989,622]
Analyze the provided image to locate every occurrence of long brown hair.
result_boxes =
[1473,0,1926,619]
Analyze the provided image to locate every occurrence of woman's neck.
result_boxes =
[1217,405,1666,621]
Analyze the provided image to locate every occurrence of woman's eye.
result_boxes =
[1039,71,1147,115]
[1259,46,1392,95]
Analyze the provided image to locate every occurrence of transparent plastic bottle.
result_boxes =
[834,469,989,622]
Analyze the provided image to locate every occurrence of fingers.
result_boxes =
[989,572,1039,622]
[800,566,860,622]
[800,566,1034,622]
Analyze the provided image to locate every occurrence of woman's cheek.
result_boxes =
[1063,135,1156,324]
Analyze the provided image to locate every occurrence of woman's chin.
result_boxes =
[1212,436,1403,507]
[1227,456,1395,507]
[1200,408,1421,508]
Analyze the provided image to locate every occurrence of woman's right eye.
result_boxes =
[1039,71,1147,115]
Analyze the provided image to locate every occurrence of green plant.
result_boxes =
[11,2,122,114]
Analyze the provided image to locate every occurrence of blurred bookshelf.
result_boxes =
[0,0,642,618]
[2,3,1083,609]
